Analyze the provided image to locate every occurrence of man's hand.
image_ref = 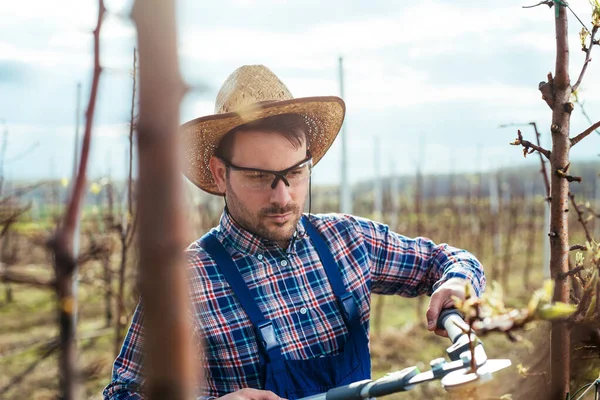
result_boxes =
[218,388,286,400]
[426,277,471,336]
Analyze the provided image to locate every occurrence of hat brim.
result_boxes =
[180,96,345,195]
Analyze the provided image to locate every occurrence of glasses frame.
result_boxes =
[219,151,313,190]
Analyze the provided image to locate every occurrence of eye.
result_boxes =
[244,171,270,180]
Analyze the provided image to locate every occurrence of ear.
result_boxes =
[209,156,227,194]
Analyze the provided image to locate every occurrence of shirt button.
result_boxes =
[280,260,288,267]
[257,254,263,260]
[300,307,307,315]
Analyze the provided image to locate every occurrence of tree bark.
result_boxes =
[549,4,571,399]
[131,0,198,398]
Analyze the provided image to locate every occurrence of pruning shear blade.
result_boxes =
[441,359,512,391]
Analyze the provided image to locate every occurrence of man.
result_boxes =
[104,65,485,400]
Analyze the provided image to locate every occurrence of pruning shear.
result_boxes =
[299,309,512,400]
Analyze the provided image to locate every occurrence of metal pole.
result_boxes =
[338,56,352,214]
[72,83,81,185]
[374,136,382,220]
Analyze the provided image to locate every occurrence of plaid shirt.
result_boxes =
[104,211,485,399]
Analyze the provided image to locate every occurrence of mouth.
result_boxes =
[265,212,293,224]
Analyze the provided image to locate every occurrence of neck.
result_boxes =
[276,240,290,250]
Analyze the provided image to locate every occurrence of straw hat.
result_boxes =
[181,65,345,195]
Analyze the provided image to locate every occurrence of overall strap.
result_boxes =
[200,233,283,364]
[301,216,361,331]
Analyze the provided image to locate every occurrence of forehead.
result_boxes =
[229,130,307,168]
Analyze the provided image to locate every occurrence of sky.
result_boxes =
[1,0,599,186]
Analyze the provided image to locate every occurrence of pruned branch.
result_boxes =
[556,167,582,182]
[0,268,55,288]
[0,182,48,206]
[530,122,551,199]
[572,26,598,92]
[510,129,551,159]
[569,244,588,252]
[48,1,105,398]
[523,0,553,9]
[570,120,600,146]
[574,97,600,136]
[557,265,585,280]
[569,192,593,243]
[0,203,32,237]
[538,72,555,108]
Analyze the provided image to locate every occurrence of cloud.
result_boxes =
[179,1,551,66]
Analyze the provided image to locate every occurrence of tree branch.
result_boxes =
[556,164,582,183]
[48,1,105,398]
[0,268,55,288]
[569,192,593,243]
[557,265,585,280]
[572,25,598,92]
[574,98,600,136]
[570,120,600,146]
[530,122,551,199]
[510,129,551,159]
[522,0,553,9]
[569,244,588,251]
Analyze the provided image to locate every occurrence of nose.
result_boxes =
[269,178,292,207]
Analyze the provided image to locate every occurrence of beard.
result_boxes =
[225,180,304,245]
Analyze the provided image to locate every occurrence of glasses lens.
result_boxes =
[286,160,312,185]
[230,158,312,190]
[238,170,274,189]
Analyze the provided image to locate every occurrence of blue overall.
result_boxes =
[200,216,371,399]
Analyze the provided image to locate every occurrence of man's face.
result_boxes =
[210,130,309,246]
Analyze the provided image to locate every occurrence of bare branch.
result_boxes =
[570,120,600,146]
[49,1,105,398]
[522,0,553,9]
[510,129,551,159]
[500,122,551,197]
[0,182,48,205]
[0,268,55,288]
[574,98,600,136]
[556,165,582,183]
[569,244,588,251]
[573,26,598,92]
[530,122,551,199]
[5,141,40,163]
[569,192,593,243]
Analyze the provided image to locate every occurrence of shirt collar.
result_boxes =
[217,208,307,255]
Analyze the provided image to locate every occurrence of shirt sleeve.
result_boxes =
[349,215,486,297]
[103,301,146,400]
